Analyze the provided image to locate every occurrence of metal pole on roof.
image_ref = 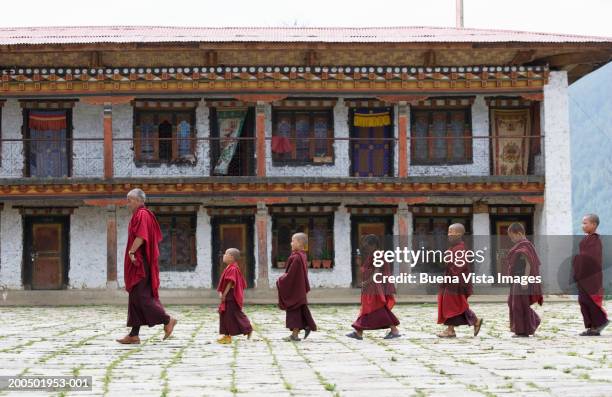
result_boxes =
[456,0,464,28]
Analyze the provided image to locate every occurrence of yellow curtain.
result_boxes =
[353,112,391,128]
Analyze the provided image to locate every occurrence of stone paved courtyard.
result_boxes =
[1,302,611,397]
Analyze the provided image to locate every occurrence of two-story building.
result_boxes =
[0,26,610,293]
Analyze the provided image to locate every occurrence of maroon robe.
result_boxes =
[352,255,399,331]
[437,240,476,326]
[277,250,317,331]
[573,233,608,329]
[125,205,170,328]
[217,263,252,336]
[506,238,543,336]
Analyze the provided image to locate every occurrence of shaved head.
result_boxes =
[225,248,241,261]
[449,223,466,236]
[292,232,308,248]
[584,213,600,226]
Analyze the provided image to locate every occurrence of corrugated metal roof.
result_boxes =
[0,26,610,45]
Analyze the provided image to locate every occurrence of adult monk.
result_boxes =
[217,248,253,344]
[277,232,317,342]
[573,214,609,336]
[346,234,401,340]
[437,223,483,338]
[506,223,543,337]
[116,188,177,344]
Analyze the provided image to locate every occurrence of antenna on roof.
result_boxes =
[456,0,464,28]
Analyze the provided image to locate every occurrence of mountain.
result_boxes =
[569,61,612,235]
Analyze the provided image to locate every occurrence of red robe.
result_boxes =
[437,240,473,324]
[506,238,544,306]
[277,250,310,311]
[352,255,399,331]
[573,233,608,326]
[217,262,247,313]
[217,262,252,336]
[506,238,543,335]
[359,255,396,316]
[124,205,163,298]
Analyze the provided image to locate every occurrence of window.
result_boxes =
[272,109,334,165]
[411,108,472,165]
[133,108,196,164]
[272,214,334,268]
[157,213,197,271]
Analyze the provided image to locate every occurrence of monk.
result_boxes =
[217,248,253,344]
[346,234,401,340]
[116,188,177,344]
[437,223,483,338]
[573,214,609,336]
[277,232,317,341]
[506,223,543,337]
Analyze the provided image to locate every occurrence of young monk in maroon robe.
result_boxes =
[217,248,253,344]
[116,188,177,344]
[573,214,609,336]
[347,234,401,340]
[437,223,483,338]
[506,223,543,337]
[277,232,317,341]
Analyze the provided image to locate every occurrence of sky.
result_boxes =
[0,0,611,37]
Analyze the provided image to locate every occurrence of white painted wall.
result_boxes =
[0,100,24,178]
[69,206,106,288]
[409,95,490,176]
[540,71,573,235]
[0,205,23,288]
[265,99,351,177]
[72,102,104,178]
[112,100,210,178]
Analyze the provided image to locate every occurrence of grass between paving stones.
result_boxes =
[102,333,159,396]
[373,336,497,397]
[326,333,412,390]
[160,320,205,397]
[288,337,338,395]
[229,337,239,395]
[252,321,295,394]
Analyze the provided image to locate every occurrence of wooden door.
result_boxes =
[350,215,393,287]
[24,216,68,290]
[212,216,255,288]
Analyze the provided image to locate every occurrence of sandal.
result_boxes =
[436,330,456,338]
[474,317,483,337]
[383,331,402,339]
[346,331,363,340]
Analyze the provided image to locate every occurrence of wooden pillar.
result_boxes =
[398,103,409,177]
[106,204,118,288]
[255,103,266,177]
[255,202,269,289]
[103,103,114,179]
[396,202,413,275]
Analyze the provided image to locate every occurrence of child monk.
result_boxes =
[346,234,401,340]
[573,214,609,336]
[437,223,483,338]
[276,232,317,341]
[506,223,543,337]
[217,248,252,344]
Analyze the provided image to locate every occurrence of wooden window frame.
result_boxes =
[410,107,472,165]
[133,108,197,165]
[157,213,197,272]
[272,108,334,166]
[271,213,335,268]
[23,108,74,178]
